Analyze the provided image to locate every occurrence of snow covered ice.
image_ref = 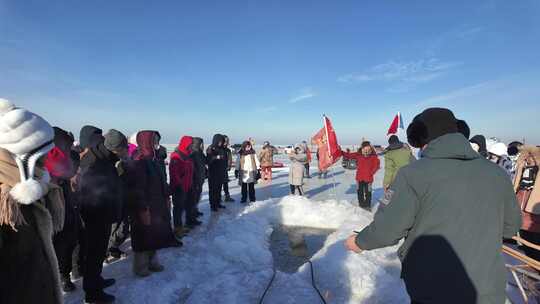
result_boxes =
[64,156,410,304]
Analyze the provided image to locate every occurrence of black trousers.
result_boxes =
[222,179,231,198]
[357,181,372,208]
[208,178,222,209]
[172,188,196,227]
[193,183,203,211]
[82,220,112,296]
[73,225,86,277]
[241,182,256,202]
[304,163,310,177]
[290,185,304,196]
[53,233,78,279]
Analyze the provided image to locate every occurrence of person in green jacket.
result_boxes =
[345,108,521,304]
[383,135,416,191]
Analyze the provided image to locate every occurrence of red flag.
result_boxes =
[311,116,342,171]
[387,112,404,135]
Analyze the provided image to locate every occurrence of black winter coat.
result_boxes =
[1,204,62,304]
[206,135,228,184]
[78,144,123,224]
[191,152,207,187]
[53,180,81,245]
[127,159,177,252]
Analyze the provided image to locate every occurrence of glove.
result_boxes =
[235,170,239,179]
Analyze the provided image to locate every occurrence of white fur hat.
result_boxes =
[0,98,55,205]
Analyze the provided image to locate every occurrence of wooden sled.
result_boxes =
[503,236,540,303]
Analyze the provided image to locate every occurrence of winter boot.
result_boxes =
[148,251,165,273]
[85,291,115,304]
[365,191,372,212]
[225,196,235,202]
[133,252,152,278]
[101,278,116,289]
[196,211,204,217]
[187,220,202,229]
[61,275,76,292]
[106,248,126,264]
[109,247,126,259]
[218,204,226,209]
[174,226,190,238]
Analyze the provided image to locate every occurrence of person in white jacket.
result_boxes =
[235,141,260,203]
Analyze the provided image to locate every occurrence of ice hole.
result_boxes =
[269,225,335,273]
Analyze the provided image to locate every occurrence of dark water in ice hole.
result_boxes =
[269,225,335,273]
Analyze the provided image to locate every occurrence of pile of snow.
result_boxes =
[240,196,409,303]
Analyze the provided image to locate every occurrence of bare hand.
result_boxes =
[345,234,363,253]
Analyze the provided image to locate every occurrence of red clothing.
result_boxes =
[169,136,194,193]
[306,147,312,163]
[342,151,380,183]
[44,146,73,179]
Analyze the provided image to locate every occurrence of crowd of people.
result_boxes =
[0,99,282,304]
[1,99,539,304]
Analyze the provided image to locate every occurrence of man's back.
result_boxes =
[356,133,521,303]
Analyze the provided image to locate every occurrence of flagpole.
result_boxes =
[323,115,339,200]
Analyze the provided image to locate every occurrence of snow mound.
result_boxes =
[240,195,409,304]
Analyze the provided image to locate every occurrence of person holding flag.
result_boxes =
[341,141,380,211]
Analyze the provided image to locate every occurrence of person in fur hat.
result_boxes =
[0,99,65,304]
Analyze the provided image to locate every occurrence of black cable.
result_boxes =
[259,267,277,304]
[259,261,327,304]
[308,260,328,304]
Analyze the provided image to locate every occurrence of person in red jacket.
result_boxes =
[341,141,380,211]
[169,136,201,238]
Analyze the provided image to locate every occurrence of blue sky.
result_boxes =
[1,0,539,145]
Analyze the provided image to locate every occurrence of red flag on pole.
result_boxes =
[387,112,404,135]
[311,115,342,171]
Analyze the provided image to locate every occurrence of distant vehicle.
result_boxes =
[273,162,285,168]
[342,157,357,170]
